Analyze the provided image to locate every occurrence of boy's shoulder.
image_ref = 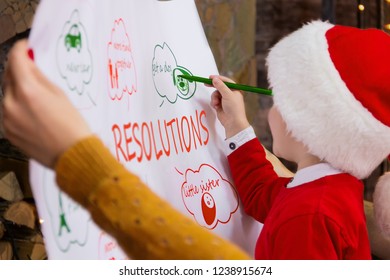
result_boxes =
[274,173,365,225]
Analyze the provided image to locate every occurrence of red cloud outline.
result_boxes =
[180,163,239,229]
[107,18,138,101]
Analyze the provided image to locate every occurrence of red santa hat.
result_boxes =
[266,21,390,238]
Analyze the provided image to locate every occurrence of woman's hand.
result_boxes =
[209,75,249,138]
[2,40,92,168]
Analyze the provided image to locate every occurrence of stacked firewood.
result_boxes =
[0,171,46,260]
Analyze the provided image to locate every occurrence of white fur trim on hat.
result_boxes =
[373,173,390,239]
[266,21,390,179]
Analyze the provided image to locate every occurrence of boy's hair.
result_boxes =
[266,20,390,238]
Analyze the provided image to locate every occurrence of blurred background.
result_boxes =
[0,0,389,259]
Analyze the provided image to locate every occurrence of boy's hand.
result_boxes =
[209,75,250,138]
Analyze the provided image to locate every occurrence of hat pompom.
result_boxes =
[373,172,390,239]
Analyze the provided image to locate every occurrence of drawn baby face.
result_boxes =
[201,192,216,226]
[202,192,215,208]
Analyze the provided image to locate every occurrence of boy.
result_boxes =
[210,20,390,259]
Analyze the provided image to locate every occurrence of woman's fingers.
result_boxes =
[2,88,28,145]
[6,40,33,96]
[2,39,93,168]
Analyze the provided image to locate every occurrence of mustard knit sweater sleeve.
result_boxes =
[55,135,250,260]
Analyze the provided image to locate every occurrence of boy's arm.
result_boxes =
[225,129,292,222]
[210,76,293,222]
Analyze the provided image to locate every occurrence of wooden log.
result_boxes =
[0,156,32,199]
[0,241,13,260]
[0,199,11,214]
[3,201,36,229]
[0,171,23,202]
[13,234,47,260]
[1,221,37,240]
[0,220,5,239]
[30,234,47,260]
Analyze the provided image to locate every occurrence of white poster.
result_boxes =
[28,0,261,259]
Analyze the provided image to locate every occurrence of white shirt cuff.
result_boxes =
[224,126,256,156]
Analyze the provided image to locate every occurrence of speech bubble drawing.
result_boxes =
[152,43,196,106]
[56,10,93,97]
[179,164,239,229]
[107,18,137,101]
[43,171,91,252]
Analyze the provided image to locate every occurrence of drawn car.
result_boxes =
[65,24,82,52]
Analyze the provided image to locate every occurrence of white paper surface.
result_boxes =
[28,0,262,259]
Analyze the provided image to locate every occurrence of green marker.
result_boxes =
[178,74,273,96]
